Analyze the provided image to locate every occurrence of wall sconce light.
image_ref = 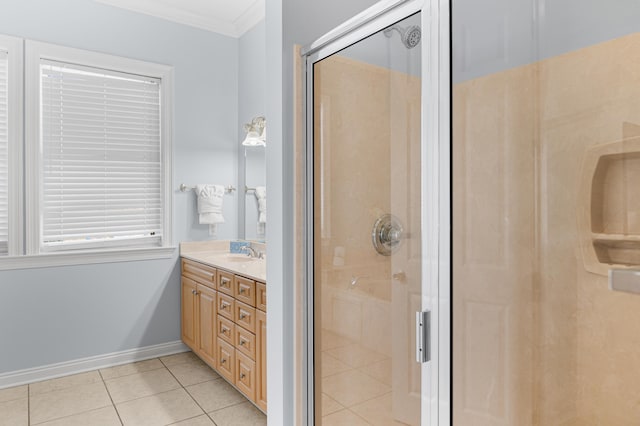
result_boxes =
[241,116,266,146]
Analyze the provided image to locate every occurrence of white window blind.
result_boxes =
[0,50,8,255]
[40,60,163,251]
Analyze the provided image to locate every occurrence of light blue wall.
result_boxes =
[0,0,238,374]
[238,20,266,241]
[453,0,640,82]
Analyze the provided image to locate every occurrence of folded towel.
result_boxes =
[196,184,225,224]
[255,186,266,224]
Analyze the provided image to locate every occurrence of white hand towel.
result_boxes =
[196,184,225,224]
[254,186,267,223]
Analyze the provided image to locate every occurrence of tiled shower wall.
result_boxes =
[453,33,640,425]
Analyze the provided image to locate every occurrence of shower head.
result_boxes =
[383,24,421,49]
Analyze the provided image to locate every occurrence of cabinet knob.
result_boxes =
[191,289,196,295]
[240,313,247,319]
[240,340,246,346]
[239,288,246,294]
[240,373,246,379]
[221,359,226,364]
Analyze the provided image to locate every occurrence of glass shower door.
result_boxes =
[311,12,426,425]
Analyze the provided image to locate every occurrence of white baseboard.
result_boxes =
[0,340,189,389]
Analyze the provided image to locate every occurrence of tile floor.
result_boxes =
[319,330,407,426]
[0,351,266,426]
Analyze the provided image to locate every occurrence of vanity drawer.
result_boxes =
[256,282,266,312]
[217,293,235,321]
[217,270,234,296]
[182,259,216,290]
[234,276,256,307]
[216,338,235,382]
[235,350,256,401]
[235,301,256,333]
[217,314,235,346]
[235,326,256,360]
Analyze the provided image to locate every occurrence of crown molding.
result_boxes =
[94,0,264,38]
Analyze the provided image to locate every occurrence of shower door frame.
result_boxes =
[300,0,451,424]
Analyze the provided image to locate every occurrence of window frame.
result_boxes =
[20,40,174,266]
[0,34,24,258]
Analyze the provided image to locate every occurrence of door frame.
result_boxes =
[300,0,451,424]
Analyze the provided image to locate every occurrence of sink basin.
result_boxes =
[224,254,255,262]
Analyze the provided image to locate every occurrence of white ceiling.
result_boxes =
[94,0,265,37]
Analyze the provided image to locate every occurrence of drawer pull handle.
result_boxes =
[221,359,226,364]
[222,329,228,334]
[240,340,246,346]
[239,288,246,294]
[222,304,228,310]
[240,313,247,319]
[240,373,246,379]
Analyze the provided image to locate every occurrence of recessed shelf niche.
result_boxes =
[579,133,640,275]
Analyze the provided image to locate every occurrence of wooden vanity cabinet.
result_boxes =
[181,258,267,413]
[180,259,218,370]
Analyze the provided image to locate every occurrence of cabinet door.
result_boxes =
[197,284,217,368]
[256,309,267,411]
[217,338,235,382]
[181,277,198,350]
[235,350,256,401]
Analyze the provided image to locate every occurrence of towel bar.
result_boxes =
[245,186,257,193]
[180,184,236,194]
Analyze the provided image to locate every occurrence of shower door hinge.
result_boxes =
[416,310,431,363]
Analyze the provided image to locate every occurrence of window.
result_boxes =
[40,61,163,251]
[25,41,173,258]
[0,35,23,257]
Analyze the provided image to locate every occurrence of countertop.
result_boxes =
[179,240,266,282]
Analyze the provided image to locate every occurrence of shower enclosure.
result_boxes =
[452,0,640,425]
[302,0,448,424]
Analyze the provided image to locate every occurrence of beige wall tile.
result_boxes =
[321,370,389,408]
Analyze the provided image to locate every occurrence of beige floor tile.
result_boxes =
[0,385,27,403]
[208,402,266,426]
[30,381,111,425]
[116,388,203,426]
[170,414,215,425]
[105,368,180,403]
[100,358,165,380]
[185,380,246,413]
[358,358,391,386]
[160,352,200,367]
[321,409,370,426]
[321,393,344,416]
[326,344,387,369]
[350,393,406,426]
[320,330,353,351]
[0,398,28,426]
[321,353,352,378]
[322,370,390,408]
[166,360,220,387]
[30,371,102,396]
[37,406,121,426]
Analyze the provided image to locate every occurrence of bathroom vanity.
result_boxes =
[179,241,267,412]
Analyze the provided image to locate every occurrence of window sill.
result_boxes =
[0,246,176,271]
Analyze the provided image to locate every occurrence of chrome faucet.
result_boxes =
[241,246,264,259]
